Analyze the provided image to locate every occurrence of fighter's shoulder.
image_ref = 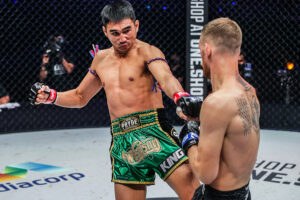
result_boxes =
[92,48,111,66]
[202,90,237,116]
[95,48,111,60]
[136,41,165,60]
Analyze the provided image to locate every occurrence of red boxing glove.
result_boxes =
[173,91,190,104]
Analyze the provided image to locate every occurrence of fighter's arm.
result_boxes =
[145,45,183,99]
[34,55,103,108]
[62,57,75,74]
[187,94,231,184]
[54,71,102,108]
[145,45,201,119]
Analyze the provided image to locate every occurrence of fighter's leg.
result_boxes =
[165,163,200,200]
[114,183,146,200]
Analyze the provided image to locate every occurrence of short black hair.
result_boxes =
[101,0,136,27]
[0,84,8,98]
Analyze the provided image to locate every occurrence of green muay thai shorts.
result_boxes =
[110,108,188,185]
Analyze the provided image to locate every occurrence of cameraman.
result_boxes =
[238,52,252,82]
[0,83,10,105]
[39,35,75,91]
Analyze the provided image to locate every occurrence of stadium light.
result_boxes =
[286,62,294,71]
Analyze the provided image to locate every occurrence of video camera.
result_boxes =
[42,35,66,76]
[43,35,64,61]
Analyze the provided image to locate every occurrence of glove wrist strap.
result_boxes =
[182,132,199,147]
[46,89,57,104]
[173,91,190,104]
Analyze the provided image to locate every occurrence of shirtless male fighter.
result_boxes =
[29,1,201,199]
[176,18,260,200]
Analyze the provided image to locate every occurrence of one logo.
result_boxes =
[119,115,141,131]
[122,137,162,164]
[0,162,70,182]
[160,149,185,173]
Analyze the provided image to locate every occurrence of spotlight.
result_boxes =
[286,62,294,71]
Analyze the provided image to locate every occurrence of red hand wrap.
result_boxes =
[46,89,57,104]
[173,91,190,104]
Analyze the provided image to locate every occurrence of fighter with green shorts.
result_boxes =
[110,109,188,184]
[30,1,202,198]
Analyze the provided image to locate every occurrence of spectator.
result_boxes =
[0,84,10,105]
[39,35,75,91]
[169,53,185,88]
[239,52,252,80]
[238,52,246,65]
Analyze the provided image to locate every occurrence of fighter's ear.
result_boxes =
[135,20,140,33]
[102,26,108,37]
[205,43,212,58]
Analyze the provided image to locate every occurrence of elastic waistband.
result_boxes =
[111,108,166,135]
[204,182,250,196]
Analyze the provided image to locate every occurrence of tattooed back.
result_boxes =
[200,76,260,191]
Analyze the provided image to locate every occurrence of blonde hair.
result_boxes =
[200,17,242,54]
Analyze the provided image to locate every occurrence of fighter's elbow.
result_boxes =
[79,97,89,108]
[199,173,217,185]
[78,100,88,108]
[74,90,88,108]
[195,166,218,185]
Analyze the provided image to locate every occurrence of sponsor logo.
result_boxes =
[119,115,141,131]
[0,162,70,182]
[160,149,185,173]
[122,137,162,164]
[186,0,208,100]
[171,129,179,138]
[0,162,85,192]
[253,160,300,187]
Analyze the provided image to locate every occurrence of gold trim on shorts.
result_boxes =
[112,179,155,185]
[162,157,188,181]
[111,110,158,136]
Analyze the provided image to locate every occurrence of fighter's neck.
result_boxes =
[210,56,239,92]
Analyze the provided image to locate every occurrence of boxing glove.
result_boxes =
[173,91,202,118]
[179,121,200,155]
[29,82,57,105]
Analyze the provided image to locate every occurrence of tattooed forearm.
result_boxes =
[236,97,252,135]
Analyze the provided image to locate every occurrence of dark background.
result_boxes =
[0,0,299,133]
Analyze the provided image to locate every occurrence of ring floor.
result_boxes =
[0,128,299,200]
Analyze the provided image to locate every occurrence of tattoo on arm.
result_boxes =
[236,97,252,136]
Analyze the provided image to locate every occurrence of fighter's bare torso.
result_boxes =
[207,78,260,190]
[92,40,164,120]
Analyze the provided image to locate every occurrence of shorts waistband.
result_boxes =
[204,182,250,196]
[111,108,166,135]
